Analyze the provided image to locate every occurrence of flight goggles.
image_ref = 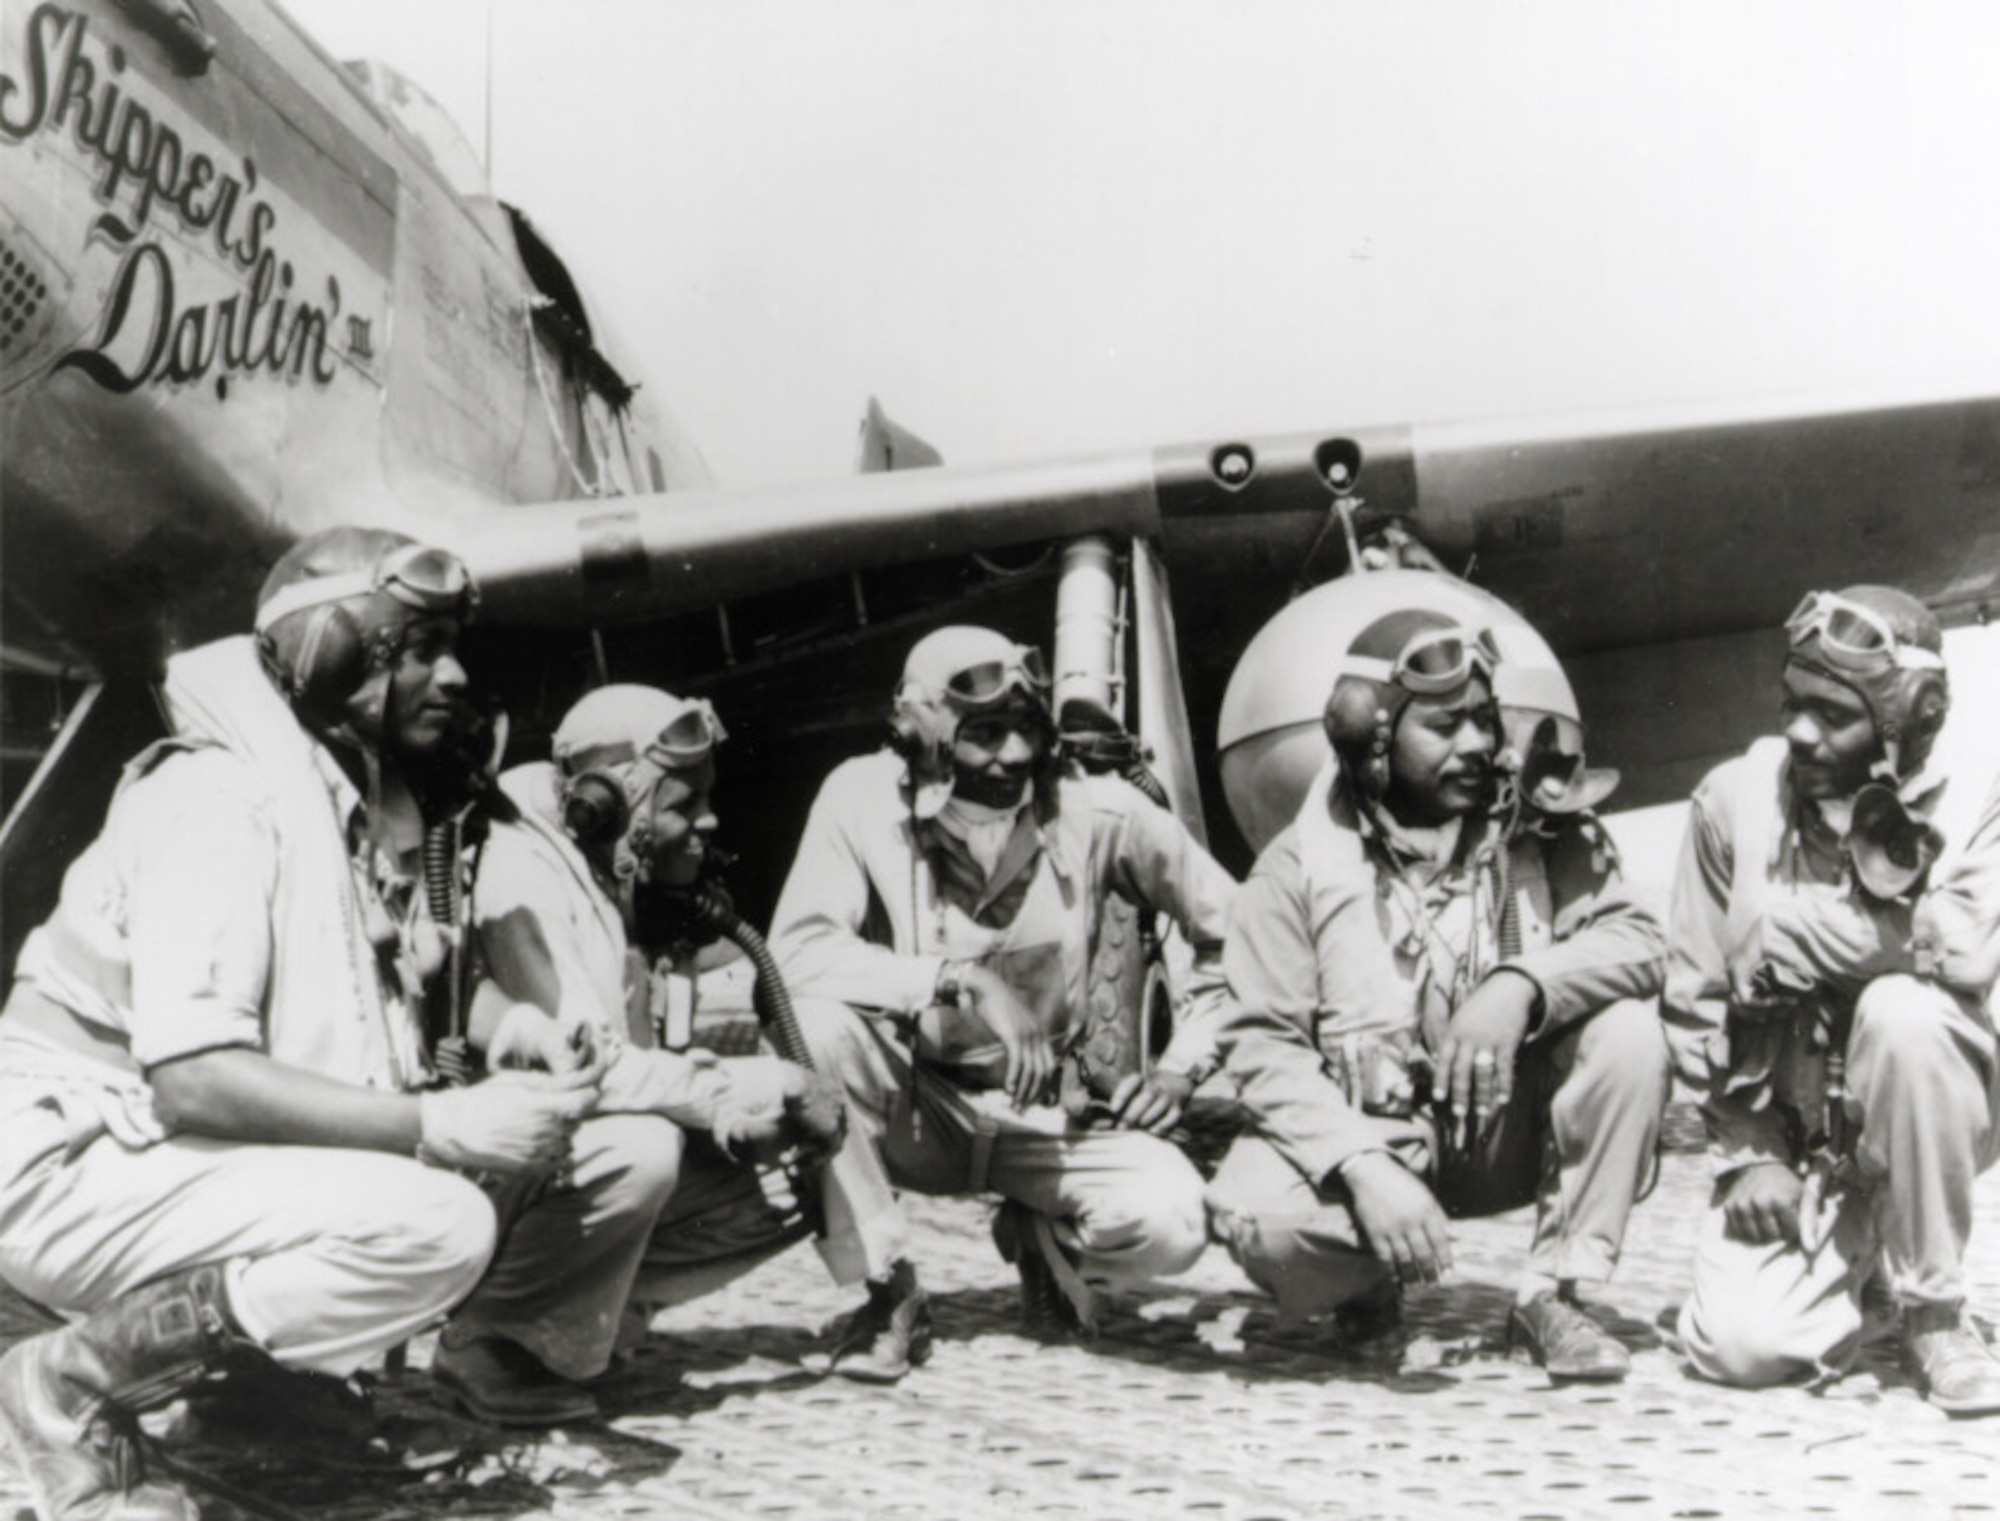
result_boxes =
[562,697,728,776]
[643,698,728,768]
[942,645,1051,710]
[1345,625,1501,695]
[1785,591,1944,675]
[255,542,477,633]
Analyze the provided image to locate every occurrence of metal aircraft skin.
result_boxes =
[7,0,2000,964]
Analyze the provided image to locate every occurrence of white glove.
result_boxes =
[487,1003,597,1075]
[711,1056,796,1161]
[711,1057,844,1165]
[419,1069,597,1174]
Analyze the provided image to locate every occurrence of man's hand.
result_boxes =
[1721,1161,1804,1246]
[487,1003,597,1075]
[960,966,1055,1110]
[419,1068,598,1174]
[1107,1070,1195,1135]
[712,1057,847,1165]
[1340,1150,1453,1284]
[1436,972,1536,1149]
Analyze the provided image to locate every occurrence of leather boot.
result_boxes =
[1904,1301,2000,1416]
[991,1201,1095,1336]
[1507,1289,1630,1383]
[0,1264,241,1521]
[825,1259,931,1383]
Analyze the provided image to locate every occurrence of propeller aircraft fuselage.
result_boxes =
[7,0,2000,977]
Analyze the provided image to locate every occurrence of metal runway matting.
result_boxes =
[5,1108,1999,1521]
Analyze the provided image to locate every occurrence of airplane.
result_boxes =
[7,0,2000,1051]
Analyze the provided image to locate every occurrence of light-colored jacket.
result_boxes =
[1665,737,1999,1175]
[1220,765,1666,1187]
[472,762,734,1128]
[7,636,431,1115]
[769,750,1236,1081]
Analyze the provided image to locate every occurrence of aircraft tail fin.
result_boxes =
[856,397,943,473]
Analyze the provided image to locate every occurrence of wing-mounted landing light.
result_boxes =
[437,427,1371,630]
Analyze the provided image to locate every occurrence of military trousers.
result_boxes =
[0,1042,496,1378]
[1206,997,1670,1319]
[793,997,1208,1292]
[446,1110,811,1382]
[1678,974,2000,1388]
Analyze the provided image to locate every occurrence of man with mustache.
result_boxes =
[0,529,595,1521]
[1207,608,1669,1381]
[1667,585,2000,1413]
[772,626,1236,1383]
[439,684,843,1425]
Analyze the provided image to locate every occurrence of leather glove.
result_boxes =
[711,1057,846,1166]
[419,1068,597,1174]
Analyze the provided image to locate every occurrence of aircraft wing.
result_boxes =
[428,432,1334,628]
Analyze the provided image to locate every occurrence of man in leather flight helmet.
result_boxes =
[769,625,1237,1382]
[1667,584,2000,1414]
[1206,607,1670,1381]
[0,527,594,1521]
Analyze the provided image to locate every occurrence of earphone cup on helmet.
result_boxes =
[886,703,925,760]
[562,771,629,845]
[259,603,368,718]
[1901,673,1950,771]
[1323,678,1389,752]
[888,680,949,764]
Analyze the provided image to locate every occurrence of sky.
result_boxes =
[278,0,2000,489]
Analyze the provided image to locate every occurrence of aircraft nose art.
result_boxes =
[0,219,64,395]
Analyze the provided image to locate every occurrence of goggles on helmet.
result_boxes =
[942,645,1051,710]
[1345,625,1501,696]
[642,698,728,768]
[255,541,478,634]
[562,697,728,777]
[1785,591,1944,677]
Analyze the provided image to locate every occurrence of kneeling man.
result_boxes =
[1667,585,2000,1413]
[1208,608,1669,1380]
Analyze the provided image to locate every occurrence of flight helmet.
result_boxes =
[1323,609,1501,803]
[552,684,727,853]
[255,526,477,748]
[1784,585,1948,781]
[890,625,1053,816]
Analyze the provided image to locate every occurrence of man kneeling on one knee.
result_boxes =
[446,685,844,1425]
[0,530,591,1521]
[1206,609,1670,1381]
[771,626,1237,1381]
[1667,585,2000,1414]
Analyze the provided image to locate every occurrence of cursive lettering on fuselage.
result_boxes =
[1,2,352,391]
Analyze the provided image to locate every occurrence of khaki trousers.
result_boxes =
[448,1111,810,1381]
[0,1067,496,1378]
[1207,997,1669,1318]
[794,997,1208,1291]
[1678,975,2000,1387]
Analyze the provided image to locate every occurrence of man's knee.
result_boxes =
[1852,975,1972,1079]
[394,1166,500,1304]
[1208,1196,1382,1318]
[1678,1293,1837,1390]
[575,1113,685,1219]
[1123,1165,1208,1278]
[1572,997,1672,1102]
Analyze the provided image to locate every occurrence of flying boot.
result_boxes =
[824,1258,931,1383]
[992,1200,1096,1336]
[0,1263,244,1521]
